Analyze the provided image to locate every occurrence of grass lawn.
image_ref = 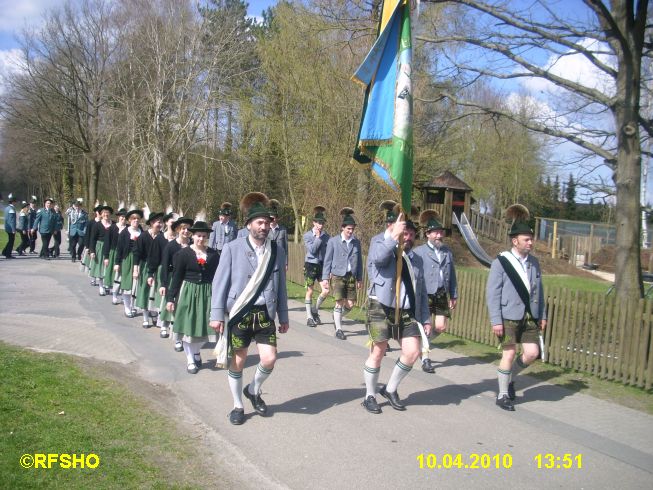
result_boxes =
[457,265,610,294]
[432,333,653,415]
[0,342,211,489]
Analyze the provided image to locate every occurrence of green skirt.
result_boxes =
[150,266,163,313]
[134,265,152,310]
[172,281,216,341]
[158,267,174,322]
[103,247,118,286]
[90,241,105,279]
[82,248,91,268]
[119,251,135,292]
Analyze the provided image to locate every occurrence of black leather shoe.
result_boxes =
[174,341,183,352]
[422,359,436,374]
[243,384,268,415]
[362,395,382,414]
[306,317,317,327]
[229,408,245,425]
[496,395,515,411]
[335,329,346,340]
[379,385,406,411]
[508,382,516,401]
[186,363,198,374]
[312,312,322,325]
[193,353,202,369]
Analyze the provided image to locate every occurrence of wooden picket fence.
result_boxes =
[288,243,653,389]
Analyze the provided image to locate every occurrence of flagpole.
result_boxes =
[395,210,403,326]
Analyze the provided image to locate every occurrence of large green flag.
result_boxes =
[352,0,413,211]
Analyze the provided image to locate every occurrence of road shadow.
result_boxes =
[272,387,364,415]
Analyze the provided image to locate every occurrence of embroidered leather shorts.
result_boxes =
[230,306,277,350]
[332,273,357,301]
[366,298,420,343]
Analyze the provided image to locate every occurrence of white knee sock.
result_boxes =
[386,359,412,393]
[228,370,244,409]
[251,363,273,395]
[497,369,511,397]
[364,364,380,398]
[305,301,313,319]
[334,306,343,331]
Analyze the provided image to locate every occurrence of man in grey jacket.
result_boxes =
[362,212,432,414]
[210,192,289,426]
[209,202,237,254]
[2,194,17,259]
[486,204,547,411]
[413,210,458,373]
[303,206,330,326]
[322,207,363,340]
[32,198,56,260]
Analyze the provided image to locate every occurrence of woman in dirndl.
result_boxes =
[166,221,219,374]
[83,205,101,283]
[89,205,114,296]
[149,211,178,333]
[114,209,143,317]
[158,217,193,344]
[104,207,127,304]
[133,211,164,328]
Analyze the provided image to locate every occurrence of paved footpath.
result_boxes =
[1,254,652,489]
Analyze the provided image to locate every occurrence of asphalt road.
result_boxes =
[1,253,652,489]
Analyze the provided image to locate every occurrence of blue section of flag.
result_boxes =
[352,4,403,143]
[372,162,398,190]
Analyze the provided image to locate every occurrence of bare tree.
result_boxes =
[1,0,121,205]
[419,0,651,300]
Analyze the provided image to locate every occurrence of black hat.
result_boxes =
[99,205,114,214]
[71,198,83,206]
[189,221,212,233]
[20,201,28,208]
[93,204,103,213]
[269,199,281,218]
[218,202,233,216]
[380,200,398,223]
[162,211,179,223]
[146,212,164,225]
[506,204,533,236]
[420,209,443,233]
[125,209,144,220]
[240,192,271,223]
[30,195,38,204]
[7,193,16,203]
[340,207,356,226]
[405,219,417,232]
[172,217,194,231]
[116,208,128,216]
[44,197,54,204]
[312,206,326,223]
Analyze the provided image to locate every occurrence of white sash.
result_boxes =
[228,238,272,322]
[500,251,530,293]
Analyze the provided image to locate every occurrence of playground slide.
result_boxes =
[452,212,494,268]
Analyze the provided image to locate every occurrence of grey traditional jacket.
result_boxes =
[366,232,430,326]
[322,234,363,281]
[269,224,288,263]
[486,252,546,325]
[413,243,458,298]
[303,230,330,264]
[66,207,88,237]
[210,236,289,324]
[209,219,237,251]
[4,204,16,233]
[32,208,56,234]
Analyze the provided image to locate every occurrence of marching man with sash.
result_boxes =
[210,192,289,426]
[486,204,547,411]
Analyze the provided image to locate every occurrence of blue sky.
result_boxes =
[0,0,649,204]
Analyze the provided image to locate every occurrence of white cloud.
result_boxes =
[0,48,25,95]
[520,38,616,98]
[0,0,63,32]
